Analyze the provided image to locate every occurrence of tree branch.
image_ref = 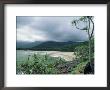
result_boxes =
[74,19,88,30]
[75,25,87,30]
[90,18,94,38]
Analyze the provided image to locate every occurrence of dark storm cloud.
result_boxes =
[17,16,88,42]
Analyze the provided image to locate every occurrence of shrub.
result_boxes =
[16,53,66,74]
[71,61,89,74]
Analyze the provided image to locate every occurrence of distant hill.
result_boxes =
[32,41,72,48]
[16,41,43,49]
[31,41,83,51]
[16,40,88,51]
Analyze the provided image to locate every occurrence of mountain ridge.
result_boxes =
[16,40,86,51]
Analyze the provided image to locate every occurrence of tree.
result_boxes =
[71,16,94,72]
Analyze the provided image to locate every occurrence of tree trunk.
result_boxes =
[89,37,91,63]
[89,37,93,73]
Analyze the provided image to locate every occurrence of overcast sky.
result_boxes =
[16,16,89,42]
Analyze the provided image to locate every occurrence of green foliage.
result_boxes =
[71,61,89,74]
[74,38,94,62]
[70,38,94,74]
[16,54,66,74]
[74,45,89,62]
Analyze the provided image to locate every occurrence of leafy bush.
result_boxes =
[74,38,94,62]
[16,54,66,74]
[71,61,89,74]
[70,38,94,74]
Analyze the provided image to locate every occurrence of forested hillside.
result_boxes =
[17,40,87,52]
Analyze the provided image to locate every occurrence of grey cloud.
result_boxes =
[17,16,88,42]
[16,16,37,28]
